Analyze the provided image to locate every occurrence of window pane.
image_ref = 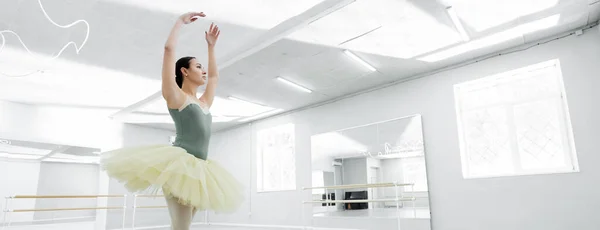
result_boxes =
[257,123,296,192]
[514,99,567,170]
[462,106,514,177]
[454,59,578,178]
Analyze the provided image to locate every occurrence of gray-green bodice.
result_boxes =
[168,100,212,160]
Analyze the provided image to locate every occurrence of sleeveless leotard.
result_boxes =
[168,95,212,160]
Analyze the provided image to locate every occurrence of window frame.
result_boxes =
[454,59,579,179]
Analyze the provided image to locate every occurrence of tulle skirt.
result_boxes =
[99,144,243,213]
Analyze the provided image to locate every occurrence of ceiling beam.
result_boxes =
[38,145,71,161]
[110,0,356,119]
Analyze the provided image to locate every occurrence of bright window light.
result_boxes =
[276,77,312,93]
[343,50,376,71]
[257,123,296,192]
[454,59,578,179]
[446,6,470,41]
[419,14,560,62]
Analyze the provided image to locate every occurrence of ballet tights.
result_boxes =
[165,195,198,230]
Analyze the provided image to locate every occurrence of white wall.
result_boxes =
[342,158,368,188]
[34,162,99,220]
[0,160,41,223]
[206,29,600,230]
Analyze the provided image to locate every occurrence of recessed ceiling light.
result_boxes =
[343,50,376,71]
[446,6,470,41]
[276,77,312,93]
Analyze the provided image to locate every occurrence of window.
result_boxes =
[257,123,296,192]
[454,59,578,179]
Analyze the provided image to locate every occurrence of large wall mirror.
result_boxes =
[310,115,430,228]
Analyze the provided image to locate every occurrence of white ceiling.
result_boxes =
[0,0,598,132]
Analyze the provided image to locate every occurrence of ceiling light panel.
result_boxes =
[287,0,463,59]
[419,14,560,62]
[104,0,325,29]
[446,0,560,32]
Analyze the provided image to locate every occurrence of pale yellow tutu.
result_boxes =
[99,145,243,213]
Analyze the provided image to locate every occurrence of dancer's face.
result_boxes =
[183,58,207,86]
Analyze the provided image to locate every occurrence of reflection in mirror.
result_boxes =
[0,137,102,225]
[310,115,430,226]
[0,138,101,163]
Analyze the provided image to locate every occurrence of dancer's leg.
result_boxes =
[165,195,194,230]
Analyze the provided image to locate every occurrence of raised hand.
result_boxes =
[179,12,206,24]
[205,23,220,47]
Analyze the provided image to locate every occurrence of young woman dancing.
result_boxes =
[100,12,243,230]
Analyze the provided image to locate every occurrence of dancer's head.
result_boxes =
[175,56,207,88]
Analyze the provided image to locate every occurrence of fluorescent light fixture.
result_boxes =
[343,50,376,71]
[276,77,312,93]
[447,6,469,41]
[238,109,284,122]
[228,96,263,106]
[419,14,560,62]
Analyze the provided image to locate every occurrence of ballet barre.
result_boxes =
[2,194,127,230]
[301,182,416,230]
[303,182,415,190]
[303,197,416,204]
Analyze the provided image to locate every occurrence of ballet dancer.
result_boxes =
[100,12,243,230]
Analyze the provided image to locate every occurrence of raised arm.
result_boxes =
[200,23,220,107]
[162,12,205,106]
